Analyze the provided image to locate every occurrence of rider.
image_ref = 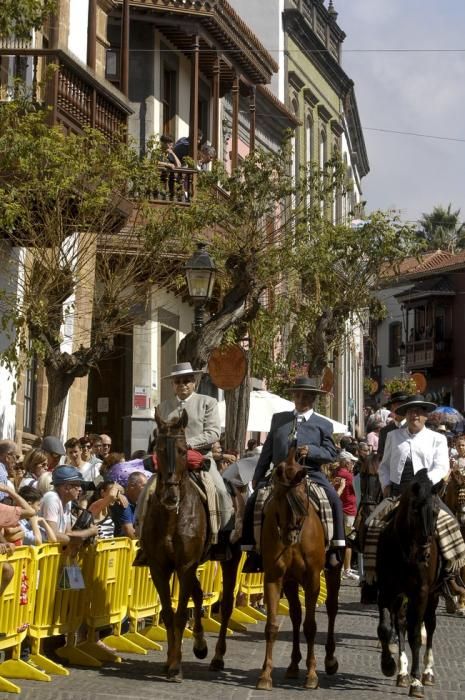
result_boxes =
[242,376,345,572]
[364,393,465,601]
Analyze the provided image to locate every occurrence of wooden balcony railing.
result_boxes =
[148,167,197,205]
[406,337,453,369]
[0,48,131,139]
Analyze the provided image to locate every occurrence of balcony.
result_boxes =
[0,48,131,139]
[406,337,453,370]
[148,167,197,205]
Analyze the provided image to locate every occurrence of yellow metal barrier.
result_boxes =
[122,541,162,652]
[0,545,50,692]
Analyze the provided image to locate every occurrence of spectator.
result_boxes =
[173,129,203,163]
[17,485,57,545]
[197,143,216,170]
[100,452,126,479]
[65,437,100,484]
[245,439,258,457]
[99,434,112,460]
[88,434,103,468]
[39,466,98,545]
[158,134,182,169]
[20,448,48,489]
[333,451,359,581]
[40,436,65,472]
[366,421,384,454]
[0,440,19,495]
[12,457,26,492]
[0,483,36,549]
[110,471,147,538]
[88,480,127,539]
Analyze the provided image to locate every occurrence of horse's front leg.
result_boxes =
[282,578,302,679]
[324,564,341,675]
[407,597,428,698]
[256,575,282,691]
[421,594,438,687]
[168,565,198,682]
[302,570,321,689]
[377,588,397,678]
[210,548,241,672]
[150,566,175,673]
[191,573,208,661]
[394,596,409,688]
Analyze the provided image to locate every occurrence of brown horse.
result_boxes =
[141,409,241,682]
[443,469,465,615]
[257,449,341,691]
[377,469,440,698]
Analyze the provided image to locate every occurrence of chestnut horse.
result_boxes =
[443,469,465,615]
[141,409,241,682]
[257,449,341,691]
[377,469,440,698]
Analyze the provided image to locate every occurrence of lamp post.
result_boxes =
[399,341,406,379]
[185,242,216,331]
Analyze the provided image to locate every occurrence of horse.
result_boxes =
[141,409,241,682]
[376,469,440,698]
[443,468,465,615]
[256,448,341,691]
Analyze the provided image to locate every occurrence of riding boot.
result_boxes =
[242,550,263,574]
[240,491,258,549]
[442,571,465,600]
[325,547,344,570]
[132,547,149,567]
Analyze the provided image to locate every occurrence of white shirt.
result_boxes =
[40,491,72,533]
[379,425,449,490]
[294,408,314,422]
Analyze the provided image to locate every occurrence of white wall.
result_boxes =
[68,0,89,64]
[0,245,22,439]
[376,284,411,383]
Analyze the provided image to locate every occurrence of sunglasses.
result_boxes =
[173,377,195,384]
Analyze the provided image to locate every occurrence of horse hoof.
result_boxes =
[285,665,299,679]
[256,678,272,691]
[381,655,397,678]
[422,672,435,686]
[408,684,424,698]
[193,642,208,660]
[397,674,410,688]
[456,606,465,617]
[304,675,319,689]
[167,669,182,683]
[209,657,225,672]
[325,658,338,676]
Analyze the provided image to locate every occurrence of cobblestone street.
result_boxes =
[7,580,465,700]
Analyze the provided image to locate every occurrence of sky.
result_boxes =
[337,0,465,225]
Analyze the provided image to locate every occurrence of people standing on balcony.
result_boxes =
[173,129,203,163]
[158,134,182,170]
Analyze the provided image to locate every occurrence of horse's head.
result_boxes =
[154,408,188,509]
[400,468,436,541]
[272,448,308,544]
[448,469,465,528]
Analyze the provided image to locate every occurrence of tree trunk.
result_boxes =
[43,365,76,437]
[224,362,250,456]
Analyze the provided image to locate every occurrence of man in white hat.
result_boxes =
[157,362,233,531]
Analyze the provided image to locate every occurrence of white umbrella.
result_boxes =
[217,390,348,434]
[314,412,348,434]
[222,456,258,487]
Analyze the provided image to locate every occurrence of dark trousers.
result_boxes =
[241,469,346,548]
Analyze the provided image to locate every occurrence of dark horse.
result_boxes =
[257,449,341,691]
[377,469,440,698]
[443,468,465,615]
[141,409,241,681]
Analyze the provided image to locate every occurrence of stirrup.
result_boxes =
[132,548,149,567]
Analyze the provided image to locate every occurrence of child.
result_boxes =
[17,485,57,545]
[0,484,36,596]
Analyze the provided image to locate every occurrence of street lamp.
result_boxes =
[185,242,216,331]
[399,341,406,379]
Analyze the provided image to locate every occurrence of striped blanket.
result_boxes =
[134,471,220,546]
[253,477,333,553]
[364,497,465,584]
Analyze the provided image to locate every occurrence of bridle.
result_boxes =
[156,432,187,511]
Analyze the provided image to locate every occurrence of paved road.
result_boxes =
[5,580,465,700]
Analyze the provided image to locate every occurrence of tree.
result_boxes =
[418,204,465,253]
[0,100,199,435]
[0,0,57,40]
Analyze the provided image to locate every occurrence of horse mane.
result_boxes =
[398,468,435,539]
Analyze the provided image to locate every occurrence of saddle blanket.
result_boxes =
[364,496,465,584]
[253,476,333,553]
[134,471,221,546]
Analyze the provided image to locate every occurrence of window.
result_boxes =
[388,322,402,366]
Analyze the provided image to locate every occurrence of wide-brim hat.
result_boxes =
[395,394,437,417]
[284,376,327,395]
[163,362,204,379]
[51,465,85,486]
[384,391,411,409]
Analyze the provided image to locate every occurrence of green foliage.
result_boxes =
[418,204,465,253]
[383,376,418,396]
[0,0,57,39]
